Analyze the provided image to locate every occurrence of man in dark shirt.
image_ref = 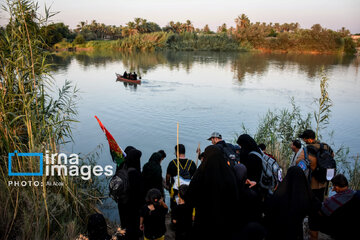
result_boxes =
[166,144,196,212]
[208,131,240,166]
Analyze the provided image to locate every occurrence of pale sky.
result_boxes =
[1,0,360,33]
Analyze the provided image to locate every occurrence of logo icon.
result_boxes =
[8,150,43,176]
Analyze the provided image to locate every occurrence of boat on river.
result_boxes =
[115,73,141,84]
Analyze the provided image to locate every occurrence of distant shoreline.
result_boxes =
[53,44,350,55]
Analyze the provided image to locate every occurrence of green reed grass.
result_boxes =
[0,1,103,239]
[237,75,360,189]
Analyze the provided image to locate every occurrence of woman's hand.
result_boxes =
[246,179,257,188]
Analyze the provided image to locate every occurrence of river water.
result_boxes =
[50,50,360,221]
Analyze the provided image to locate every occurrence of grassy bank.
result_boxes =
[54,32,245,52]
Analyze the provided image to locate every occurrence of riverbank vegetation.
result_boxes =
[0,1,103,239]
[42,15,358,54]
[238,69,359,190]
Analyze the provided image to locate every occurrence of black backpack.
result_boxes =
[307,143,336,183]
[172,159,192,179]
[109,167,132,204]
[218,143,240,167]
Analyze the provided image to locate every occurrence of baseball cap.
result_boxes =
[207,132,222,140]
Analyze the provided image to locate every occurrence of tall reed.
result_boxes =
[1,1,103,239]
[238,74,359,188]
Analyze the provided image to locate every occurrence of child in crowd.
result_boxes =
[140,188,168,240]
[171,184,193,240]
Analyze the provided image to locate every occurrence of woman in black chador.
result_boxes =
[142,151,164,196]
[117,148,145,240]
[236,134,263,184]
[264,166,313,240]
[186,145,239,240]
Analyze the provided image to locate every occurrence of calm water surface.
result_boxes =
[50,50,360,221]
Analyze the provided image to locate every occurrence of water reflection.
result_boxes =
[48,50,357,82]
[121,81,139,91]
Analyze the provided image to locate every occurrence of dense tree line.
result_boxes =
[18,14,357,54]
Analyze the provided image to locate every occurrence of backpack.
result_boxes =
[172,159,193,190]
[307,143,336,183]
[109,167,132,204]
[218,143,240,167]
[172,159,192,179]
[249,150,282,193]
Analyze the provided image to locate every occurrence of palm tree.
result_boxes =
[76,21,86,33]
[126,21,138,36]
[185,20,194,32]
[134,18,142,32]
[202,24,211,34]
[235,14,250,30]
[140,18,148,33]
[217,23,227,33]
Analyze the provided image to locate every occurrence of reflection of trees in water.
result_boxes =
[48,53,73,72]
[266,53,355,79]
[231,52,356,82]
[49,50,357,82]
[231,53,270,83]
[163,51,236,73]
[120,51,167,77]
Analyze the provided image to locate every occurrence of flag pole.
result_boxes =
[196,142,200,167]
[177,122,180,188]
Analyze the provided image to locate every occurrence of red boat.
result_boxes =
[116,73,141,84]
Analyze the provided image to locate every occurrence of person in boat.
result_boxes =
[123,71,128,79]
[133,72,137,80]
[129,73,134,80]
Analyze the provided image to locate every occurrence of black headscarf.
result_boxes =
[116,146,136,170]
[236,134,263,183]
[142,152,164,195]
[265,166,313,240]
[233,163,247,187]
[186,145,239,240]
[87,213,111,240]
[124,146,135,155]
[126,148,142,172]
[236,134,261,155]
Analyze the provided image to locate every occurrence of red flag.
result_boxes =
[95,115,126,167]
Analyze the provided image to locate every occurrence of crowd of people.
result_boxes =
[85,129,359,240]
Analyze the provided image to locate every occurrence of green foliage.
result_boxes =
[343,37,357,54]
[41,22,73,46]
[73,34,85,45]
[0,1,102,239]
[252,99,312,169]
[166,32,240,51]
[115,32,172,51]
[40,13,356,54]
[237,71,358,187]
[314,67,332,140]
[346,155,360,190]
